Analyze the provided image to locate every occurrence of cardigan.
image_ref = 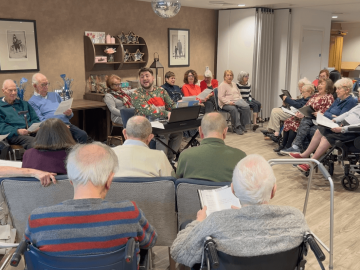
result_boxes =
[218,81,242,109]
[171,205,309,267]
[323,95,357,120]
[161,82,183,103]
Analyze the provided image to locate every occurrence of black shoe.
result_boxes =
[260,129,271,136]
[269,134,281,143]
[235,127,244,135]
[273,146,284,152]
[253,124,259,131]
[240,126,248,133]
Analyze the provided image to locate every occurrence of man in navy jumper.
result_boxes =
[29,73,88,143]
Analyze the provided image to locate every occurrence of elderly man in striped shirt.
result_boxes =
[25,142,157,256]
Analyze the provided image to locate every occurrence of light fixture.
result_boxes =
[151,0,181,19]
[332,16,338,19]
[238,4,245,7]
[150,53,165,86]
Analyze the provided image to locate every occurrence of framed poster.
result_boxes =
[168,28,189,67]
[0,18,40,73]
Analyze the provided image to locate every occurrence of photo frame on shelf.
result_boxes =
[168,28,189,67]
[85,31,105,44]
[0,18,40,73]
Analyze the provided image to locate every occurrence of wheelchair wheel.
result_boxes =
[278,136,283,146]
[341,174,359,191]
[327,161,334,176]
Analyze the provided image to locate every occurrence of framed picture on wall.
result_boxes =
[168,28,189,67]
[0,18,40,73]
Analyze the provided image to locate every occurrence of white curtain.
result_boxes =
[252,8,274,118]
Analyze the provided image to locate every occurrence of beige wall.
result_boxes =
[0,0,218,100]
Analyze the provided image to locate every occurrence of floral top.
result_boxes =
[283,93,334,132]
[131,86,175,118]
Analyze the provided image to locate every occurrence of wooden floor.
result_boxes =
[153,124,360,270]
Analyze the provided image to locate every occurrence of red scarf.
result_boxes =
[110,90,132,108]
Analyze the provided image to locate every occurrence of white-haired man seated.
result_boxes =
[171,154,309,268]
[25,142,157,256]
[112,115,174,177]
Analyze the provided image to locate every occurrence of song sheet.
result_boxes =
[54,98,73,115]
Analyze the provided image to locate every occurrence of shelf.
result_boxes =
[123,44,146,46]
[123,61,146,64]
[93,43,120,46]
[95,62,122,65]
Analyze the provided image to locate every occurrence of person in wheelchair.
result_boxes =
[25,142,157,256]
[171,154,309,268]
[290,103,360,172]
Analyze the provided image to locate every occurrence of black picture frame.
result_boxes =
[0,18,40,73]
[168,28,189,67]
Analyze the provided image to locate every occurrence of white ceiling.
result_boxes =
[140,0,360,23]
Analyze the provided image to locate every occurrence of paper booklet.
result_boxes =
[298,105,315,118]
[150,121,165,129]
[54,98,73,115]
[177,100,199,108]
[316,113,360,129]
[281,106,298,116]
[182,96,197,102]
[0,134,9,142]
[27,122,42,133]
[197,89,213,100]
[198,186,241,216]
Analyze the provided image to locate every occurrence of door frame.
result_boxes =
[298,26,325,82]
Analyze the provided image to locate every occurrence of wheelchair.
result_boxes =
[7,237,150,270]
[198,233,325,270]
[318,135,360,191]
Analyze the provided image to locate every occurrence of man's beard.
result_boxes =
[141,81,153,90]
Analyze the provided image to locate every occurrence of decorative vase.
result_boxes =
[108,54,114,62]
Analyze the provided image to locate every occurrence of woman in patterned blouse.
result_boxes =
[280,79,334,154]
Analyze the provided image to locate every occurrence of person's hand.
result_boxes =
[33,171,57,187]
[229,102,235,106]
[66,125,70,128]
[63,109,72,116]
[196,206,207,222]
[231,205,240,209]
[167,112,171,120]
[312,111,318,117]
[295,112,304,119]
[178,100,183,102]
[331,127,343,133]
[282,95,287,101]
[17,129,29,136]
[332,115,337,119]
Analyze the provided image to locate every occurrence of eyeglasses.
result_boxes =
[188,75,194,78]
[39,82,50,88]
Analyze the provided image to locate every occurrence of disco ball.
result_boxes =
[151,0,181,19]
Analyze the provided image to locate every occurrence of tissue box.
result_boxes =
[95,56,107,63]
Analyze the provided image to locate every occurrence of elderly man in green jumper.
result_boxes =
[176,112,246,182]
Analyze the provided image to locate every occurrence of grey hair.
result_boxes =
[334,77,353,93]
[237,71,249,83]
[66,142,119,187]
[201,112,227,137]
[298,77,311,87]
[301,84,315,95]
[32,73,41,85]
[232,154,276,205]
[204,70,213,78]
[126,116,152,140]
[2,79,15,89]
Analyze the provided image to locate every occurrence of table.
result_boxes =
[71,99,110,141]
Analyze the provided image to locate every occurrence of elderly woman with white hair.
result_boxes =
[263,77,313,141]
[200,70,218,91]
[282,78,356,154]
[236,71,263,131]
[170,154,309,268]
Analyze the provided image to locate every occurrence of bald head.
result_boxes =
[200,112,228,138]
[2,79,16,90]
[125,116,152,141]
[66,142,119,187]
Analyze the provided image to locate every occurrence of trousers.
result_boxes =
[156,132,183,161]
[69,124,88,144]
[222,103,251,129]
[268,108,292,133]
[245,99,262,113]
[292,118,317,149]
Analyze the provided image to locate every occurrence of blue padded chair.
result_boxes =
[10,238,140,270]
[175,178,230,228]
[213,88,232,131]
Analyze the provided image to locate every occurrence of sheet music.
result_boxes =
[344,113,360,125]
[281,107,296,116]
[182,96,197,102]
[0,134,9,142]
[27,122,42,132]
[54,98,73,115]
[197,89,213,100]
[198,186,241,216]
[150,121,165,129]
[0,160,22,168]
[316,113,339,129]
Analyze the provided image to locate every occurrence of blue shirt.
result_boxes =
[28,92,73,124]
[284,96,311,109]
[323,95,357,120]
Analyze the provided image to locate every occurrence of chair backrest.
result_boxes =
[213,88,220,111]
[175,178,230,228]
[214,245,303,270]
[1,177,73,242]
[24,239,138,270]
[107,177,177,246]
[120,108,136,128]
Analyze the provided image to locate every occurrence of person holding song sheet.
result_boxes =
[0,79,40,150]
[171,154,309,268]
[290,103,360,172]
[280,79,334,154]
[29,73,88,144]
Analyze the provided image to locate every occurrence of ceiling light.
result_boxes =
[332,16,338,19]
[238,4,245,6]
[151,1,181,19]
